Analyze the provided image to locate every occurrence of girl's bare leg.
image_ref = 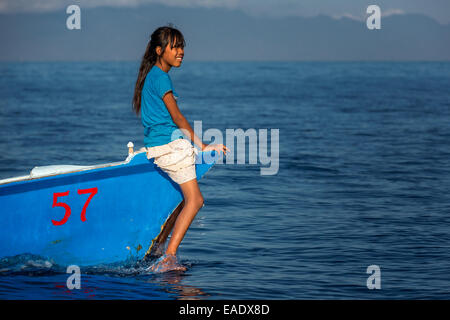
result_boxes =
[165,178,204,255]
[149,178,203,272]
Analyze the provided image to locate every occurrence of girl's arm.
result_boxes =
[162,92,205,150]
[162,92,229,155]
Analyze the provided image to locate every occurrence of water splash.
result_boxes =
[0,253,189,278]
[0,254,62,276]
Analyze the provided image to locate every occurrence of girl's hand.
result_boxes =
[202,144,230,155]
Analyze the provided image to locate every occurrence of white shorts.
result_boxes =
[146,139,198,185]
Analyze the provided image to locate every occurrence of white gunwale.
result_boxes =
[0,150,148,186]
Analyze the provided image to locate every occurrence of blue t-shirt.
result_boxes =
[141,65,183,147]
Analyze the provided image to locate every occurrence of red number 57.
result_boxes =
[51,187,98,226]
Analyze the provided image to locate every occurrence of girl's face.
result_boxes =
[157,41,184,70]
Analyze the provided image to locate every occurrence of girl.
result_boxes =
[132,26,229,273]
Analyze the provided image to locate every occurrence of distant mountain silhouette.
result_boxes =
[1,3,449,61]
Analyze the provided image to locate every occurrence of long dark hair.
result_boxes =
[132,26,186,115]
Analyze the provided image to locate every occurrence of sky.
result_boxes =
[0,0,449,24]
[1,0,449,61]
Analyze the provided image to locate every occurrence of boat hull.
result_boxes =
[0,151,216,266]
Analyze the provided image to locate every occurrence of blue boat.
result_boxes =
[0,143,216,267]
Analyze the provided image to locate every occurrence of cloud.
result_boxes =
[0,0,447,25]
[0,0,239,13]
[331,8,405,22]
[0,0,136,13]
[331,13,364,22]
[382,8,405,17]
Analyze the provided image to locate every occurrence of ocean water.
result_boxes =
[0,61,449,299]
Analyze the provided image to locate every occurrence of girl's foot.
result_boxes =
[148,254,186,273]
